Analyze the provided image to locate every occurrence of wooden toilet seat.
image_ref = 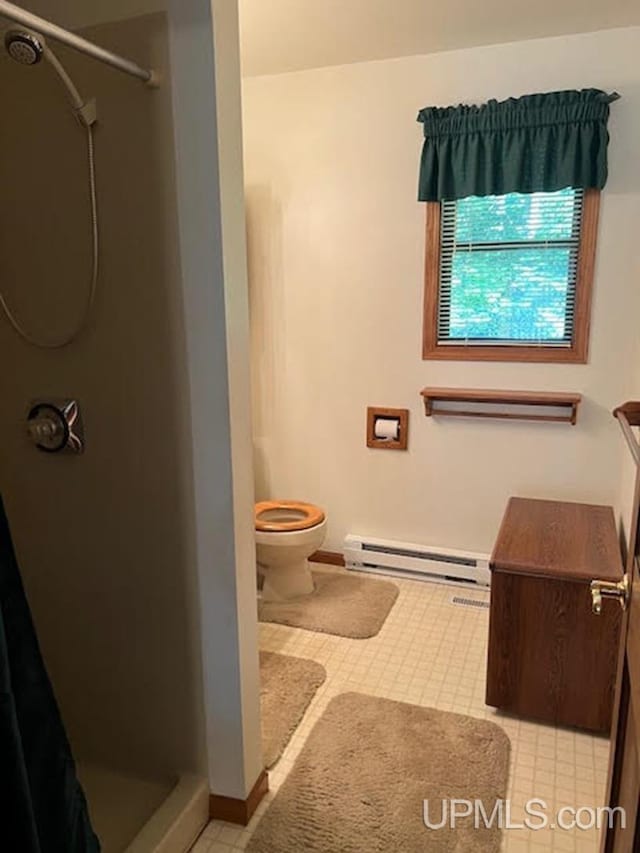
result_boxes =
[255,500,325,532]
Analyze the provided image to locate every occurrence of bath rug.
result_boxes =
[260,651,326,768]
[258,569,399,639]
[247,692,510,853]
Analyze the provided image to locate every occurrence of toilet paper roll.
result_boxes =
[374,417,400,440]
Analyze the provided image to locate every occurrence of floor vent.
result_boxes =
[451,596,490,609]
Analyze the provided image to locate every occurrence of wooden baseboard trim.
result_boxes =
[209,769,269,826]
[310,549,345,567]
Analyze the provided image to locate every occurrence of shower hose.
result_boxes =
[0,123,98,349]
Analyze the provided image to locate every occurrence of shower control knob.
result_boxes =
[28,416,61,442]
[26,400,84,454]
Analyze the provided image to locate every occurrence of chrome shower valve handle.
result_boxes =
[26,400,84,453]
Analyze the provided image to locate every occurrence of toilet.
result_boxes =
[255,500,327,601]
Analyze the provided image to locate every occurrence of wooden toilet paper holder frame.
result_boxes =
[366,407,409,450]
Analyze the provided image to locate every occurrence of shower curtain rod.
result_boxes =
[0,0,157,85]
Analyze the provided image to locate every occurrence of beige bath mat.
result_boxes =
[247,692,510,853]
[260,651,326,768]
[258,570,399,638]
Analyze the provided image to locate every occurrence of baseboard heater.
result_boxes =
[344,534,491,588]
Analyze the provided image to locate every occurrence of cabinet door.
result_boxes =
[486,570,618,732]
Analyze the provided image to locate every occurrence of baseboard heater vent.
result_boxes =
[451,595,490,609]
[344,534,490,588]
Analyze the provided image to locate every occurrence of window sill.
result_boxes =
[422,343,588,364]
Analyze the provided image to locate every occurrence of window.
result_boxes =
[423,188,599,362]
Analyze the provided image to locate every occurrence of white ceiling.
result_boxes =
[239,0,640,77]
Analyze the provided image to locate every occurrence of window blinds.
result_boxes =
[438,189,584,346]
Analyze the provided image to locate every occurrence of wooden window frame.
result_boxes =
[422,189,600,363]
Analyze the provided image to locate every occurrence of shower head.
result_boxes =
[3,28,95,123]
[4,29,44,66]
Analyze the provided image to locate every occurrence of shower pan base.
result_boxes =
[78,764,208,853]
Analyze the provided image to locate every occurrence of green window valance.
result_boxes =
[417,89,619,202]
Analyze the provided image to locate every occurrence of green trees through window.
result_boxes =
[439,189,582,344]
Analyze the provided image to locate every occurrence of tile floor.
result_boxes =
[193,565,610,852]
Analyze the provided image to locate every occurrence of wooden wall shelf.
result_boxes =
[420,388,582,425]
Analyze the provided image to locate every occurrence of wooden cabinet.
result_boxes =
[486,497,623,733]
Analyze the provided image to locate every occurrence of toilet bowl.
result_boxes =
[255,500,327,601]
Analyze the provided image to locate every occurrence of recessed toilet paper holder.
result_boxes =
[366,407,409,450]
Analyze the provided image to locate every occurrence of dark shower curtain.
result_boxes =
[0,497,100,851]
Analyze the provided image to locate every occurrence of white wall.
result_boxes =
[243,26,640,554]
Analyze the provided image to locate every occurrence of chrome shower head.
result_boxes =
[3,29,93,121]
[4,30,44,66]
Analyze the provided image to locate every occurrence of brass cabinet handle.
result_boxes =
[590,574,630,615]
